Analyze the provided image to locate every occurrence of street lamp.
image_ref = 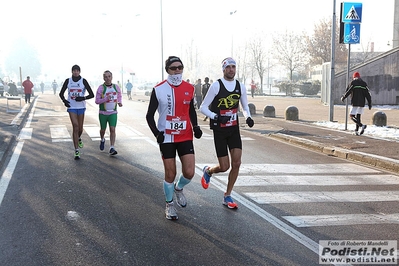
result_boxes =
[160,0,164,80]
[230,10,237,57]
[130,72,136,95]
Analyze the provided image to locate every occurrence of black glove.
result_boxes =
[156,131,165,144]
[63,99,70,108]
[217,115,231,124]
[193,126,202,139]
[369,105,372,110]
[341,96,345,102]
[246,117,254,128]
[75,96,86,102]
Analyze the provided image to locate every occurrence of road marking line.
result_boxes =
[283,213,399,227]
[19,128,32,140]
[0,142,23,206]
[245,191,399,204]
[11,104,28,125]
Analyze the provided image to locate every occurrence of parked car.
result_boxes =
[7,82,19,96]
[138,82,157,91]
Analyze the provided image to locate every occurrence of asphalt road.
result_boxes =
[0,93,398,265]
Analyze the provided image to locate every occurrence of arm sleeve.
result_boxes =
[239,83,252,119]
[83,79,95,99]
[199,83,219,119]
[189,99,198,127]
[58,78,69,101]
[95,86,107,104]
[116,85,123,104]
[146,89,160,137]
[342,84,353,100]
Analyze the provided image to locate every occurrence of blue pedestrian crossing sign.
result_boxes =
[343,23,361,44]
[341,2,362,23]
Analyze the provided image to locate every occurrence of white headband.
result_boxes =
[222,57,236,70]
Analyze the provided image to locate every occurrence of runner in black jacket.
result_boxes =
[341,72,372,135]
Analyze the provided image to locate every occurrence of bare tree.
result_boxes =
[234,42,252,86]
[351,38,382,66]
[306,18,347,70]
[248,38,268,94]
[272,30,309,91]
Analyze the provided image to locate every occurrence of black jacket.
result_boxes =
[342,78,372,107]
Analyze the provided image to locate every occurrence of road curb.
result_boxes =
[269,133,399,173]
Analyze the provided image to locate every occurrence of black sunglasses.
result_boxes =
[169,65,184,71]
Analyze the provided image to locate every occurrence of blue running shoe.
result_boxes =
[223,193,238,209]
[201,166,211,189]
[100,139,105,151]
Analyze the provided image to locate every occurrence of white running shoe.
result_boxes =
[174,185,187,207]
[165,202,178,220]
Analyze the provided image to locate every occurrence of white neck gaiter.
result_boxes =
[167,73,183,86]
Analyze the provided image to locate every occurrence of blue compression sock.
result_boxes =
[175,174,191,190]
[163,181,174,202]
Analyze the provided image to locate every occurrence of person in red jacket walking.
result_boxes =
[22,76,34,103]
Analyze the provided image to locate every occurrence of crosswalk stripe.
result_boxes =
[215,174,399,186]
[50,125,71,139]
[34,108,67,117]
[48,124,148,142]
[198,163,381,174]
[238,163,380,174]
[83,125,101,139]
[244,191,399,204]
[201,136,254,140]
[283,213,399,227]
[205,163,399,227]
[50,125,71,141]
[116,125,144,136]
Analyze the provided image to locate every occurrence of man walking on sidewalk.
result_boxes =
[341,71,372,135]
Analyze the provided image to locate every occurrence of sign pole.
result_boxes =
[345,44,351,131]
[329,0,336,122]
[340,2,362,130]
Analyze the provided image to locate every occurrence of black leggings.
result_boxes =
[351,114,362,131]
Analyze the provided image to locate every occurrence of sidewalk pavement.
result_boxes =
[1,94,399,173]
